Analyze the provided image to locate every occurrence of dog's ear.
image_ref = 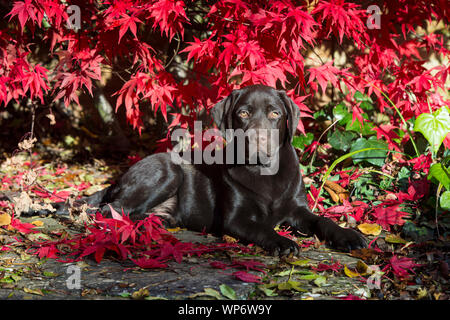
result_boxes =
[210,90,242,135]
[278,90,300,142]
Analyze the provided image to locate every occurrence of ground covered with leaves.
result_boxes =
[0,0,449,302]
[0,135,449,300]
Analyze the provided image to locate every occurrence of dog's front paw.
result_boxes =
[326,227,367,252]
[262,234,299,257]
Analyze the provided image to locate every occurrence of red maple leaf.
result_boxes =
[388,255,420,279]
[22,64,49,104]
[231,259,267,274]
[53,49,103,107]
[307,182,324,211]
[372,124,401,151]
[338,295,365,300]
[137,214,167,245]
[132,257,168,269]
[36,245,59,259]
[7,0,42,30]
[371,204,410,230]
[308,61,340,95]
[147,0,188,41]
[159,241,194,263]
[117,13,142,43]
[209,261,229,270]
[10,217,36,234]
[232,271,262,283]
[105,205,138,244]
[408,154,432,174]
[312,0,366,46]
[79,231,130,263]
[181,34,218,71]
[312,260,342,272]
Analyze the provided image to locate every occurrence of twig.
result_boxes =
[164,34,181,69]
[436,183,442,238]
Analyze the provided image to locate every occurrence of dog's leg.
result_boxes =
[287,203,367,252]
[224,217,299,256]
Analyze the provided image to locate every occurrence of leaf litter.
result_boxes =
[1,138,449,300]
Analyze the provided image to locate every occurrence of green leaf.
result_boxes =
[204,288,223,300]
[288,259,311,266]
[298,274,319,280]
[219,284,237,300]
[275,269,309,277]
[258,284,278,297]
[292,133,314,150]
[346,117,375,136]
[313,275,327,287]
[188,288,224,300]
[119,292,131,298]
[354,91,374,111]
[27,232,52,241]
[350,136,389,167]
[441,191,450,209]
[414,106,450,155]
[329,130,357,152]
[277,280,306,292]
[43,271,59,277]
[313,109,327,120]
[189,288,223,300]
[397,166,412,180]
[0,272,21,283]
[428,163,450,190]
[354,91,373,103]
[333,103,350,124]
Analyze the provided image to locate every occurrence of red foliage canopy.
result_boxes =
[0,0,448,147]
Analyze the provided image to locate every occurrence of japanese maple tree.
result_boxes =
[1,0,449,228]
[1,0,446,139]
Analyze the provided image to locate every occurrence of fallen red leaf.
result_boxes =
[232,271,262,283]
[371,204,410,230]
[312,260,342,272]
[132,257,168,269]
[10,217,36,234]
[388,255,420,279]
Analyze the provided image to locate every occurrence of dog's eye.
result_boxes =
[268,111,281,119]
[238,110,250,118]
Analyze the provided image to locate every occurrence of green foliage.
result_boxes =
[328,130,357,152]
[219,284,237,300]
[428,163,450,191]
[414,106,450,157]
[350,137,389,167]
[426,151,450,210]
[292,133,314,150]
[441,191,450,210]
[354,91,374,111]
[352,175,376,200]
[333,102,349,124]
[329,96,388,168]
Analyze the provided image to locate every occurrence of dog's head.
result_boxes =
[211,85,300,163]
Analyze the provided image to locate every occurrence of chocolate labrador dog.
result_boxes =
[70,85,367,255]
